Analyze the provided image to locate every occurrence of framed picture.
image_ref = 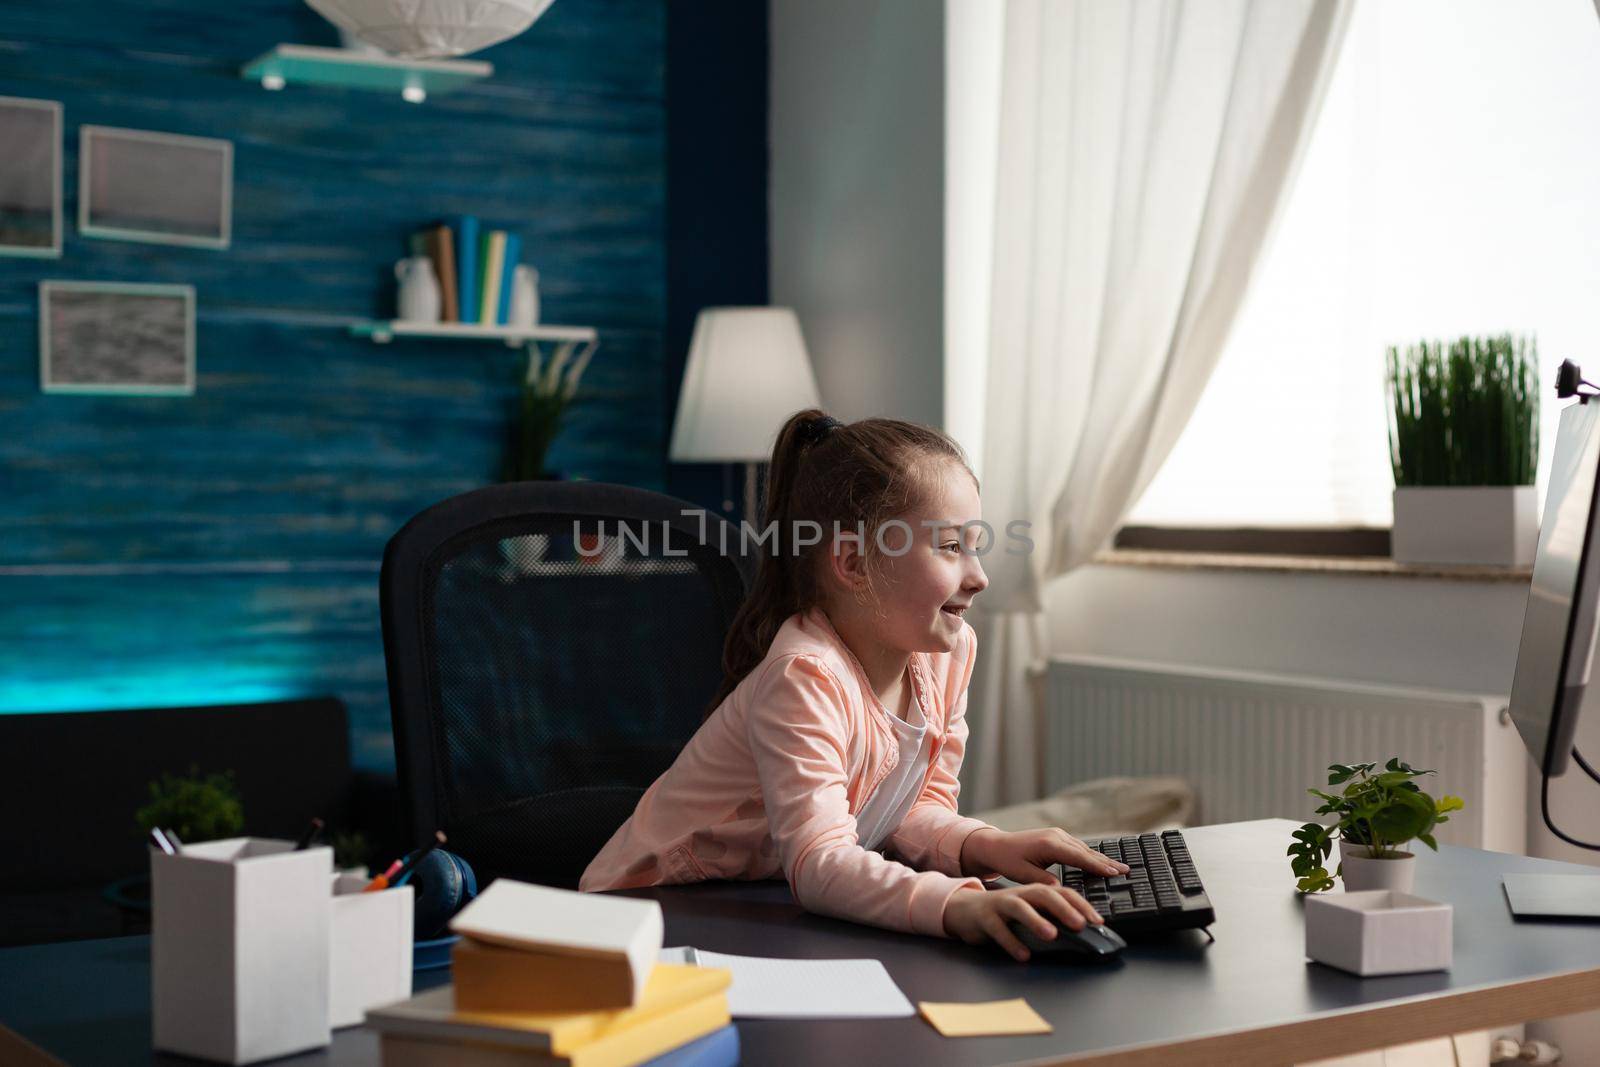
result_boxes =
[40,281,196,396]
[0,96,62,258]
[79,126,232,249]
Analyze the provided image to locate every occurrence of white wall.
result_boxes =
[942,0,1002,472]
[769,0,945,427]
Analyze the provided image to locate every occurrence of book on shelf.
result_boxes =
[450,880,663,1007]
[377,1023,739,1067]
[456,215,480,324]
[478,230,506,326]
[422,223,459,323]
[366,968,730,1067]
[495,231,521,326]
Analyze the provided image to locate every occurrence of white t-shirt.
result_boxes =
[854,684,932,853]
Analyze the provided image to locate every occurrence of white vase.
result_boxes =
[1339,840,1416,893]
[1391,486,1536,567]
[395,256,442,323]
[510,265,540,328]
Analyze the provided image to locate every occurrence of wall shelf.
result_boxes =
[241,45,491,102]
[350,320,598,382]
[352,321,595,346]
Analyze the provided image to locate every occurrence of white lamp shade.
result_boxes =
[304,0,556,59]
[670,307,823,463]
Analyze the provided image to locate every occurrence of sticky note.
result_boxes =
[917,998,1052,1037]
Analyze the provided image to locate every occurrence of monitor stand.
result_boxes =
[1503,874,1600,918]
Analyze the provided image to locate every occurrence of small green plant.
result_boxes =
[134,766,245,844]
[503,343,596,481]
[1386,333,1539,488]
[1288,758,1465,894]
[331,830,373,872]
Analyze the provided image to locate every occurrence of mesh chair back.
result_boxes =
[380,482,753,887]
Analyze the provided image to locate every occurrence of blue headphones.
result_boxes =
[398,848,478,941]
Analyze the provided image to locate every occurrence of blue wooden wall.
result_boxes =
[0,0,667,769]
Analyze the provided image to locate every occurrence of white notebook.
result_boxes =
[448,880,663,1005]
[657,947,913,1019]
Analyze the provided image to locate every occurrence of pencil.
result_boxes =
[294,817,324,851]
[362,830,447,892]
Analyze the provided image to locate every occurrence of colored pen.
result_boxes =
[148,828,176,855]
[363,830,446,892]
[294,817,324,851]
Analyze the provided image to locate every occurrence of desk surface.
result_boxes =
[4,819,1600,1066]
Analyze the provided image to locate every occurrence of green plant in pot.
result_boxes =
[503,342,597,482]
[1386,333,1539,567]
[1288,759,1464,894]
[134,766,245,844]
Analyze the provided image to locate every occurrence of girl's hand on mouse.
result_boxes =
[943,883,1103,961]
[960,826,1129,885]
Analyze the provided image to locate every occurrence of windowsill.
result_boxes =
[1091,547,1532,583]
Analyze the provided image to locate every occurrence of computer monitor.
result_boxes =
[1502,397,1600,919]
[1508,398,1600,777]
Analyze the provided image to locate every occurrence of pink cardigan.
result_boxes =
[579,607,991,937]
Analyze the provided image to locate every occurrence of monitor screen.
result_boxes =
[1509,400,1600,776]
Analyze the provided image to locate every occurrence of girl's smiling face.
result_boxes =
[862,463,990,654]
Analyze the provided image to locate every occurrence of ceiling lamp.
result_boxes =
[303,0,557,60]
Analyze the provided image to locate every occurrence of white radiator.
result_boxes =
[1046,655,1528,853]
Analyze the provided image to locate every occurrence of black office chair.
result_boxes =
[379,482,754,888]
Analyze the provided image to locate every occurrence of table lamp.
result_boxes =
[669,307,823,519]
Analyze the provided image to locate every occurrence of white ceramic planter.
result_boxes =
[1304,890,1453,976]
[1391,486,1536,567]
[1339,840,1416,893]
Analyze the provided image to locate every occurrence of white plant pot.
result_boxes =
[1339,840,1416,893]
[1305,890,1453,976]
[1391,486,1536,567]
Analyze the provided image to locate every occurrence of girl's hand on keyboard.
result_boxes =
[961,826,1130,885]
[943,883,1103,961]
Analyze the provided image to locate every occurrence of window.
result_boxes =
[1125,0,1600,530]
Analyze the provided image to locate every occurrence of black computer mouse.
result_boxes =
[1012,918,1127,960]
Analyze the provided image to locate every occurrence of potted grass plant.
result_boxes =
[1387,334,1539,566]
[503,342,596,483]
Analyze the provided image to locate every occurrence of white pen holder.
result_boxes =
[151,838,334,1064]
[329,872,413,1028]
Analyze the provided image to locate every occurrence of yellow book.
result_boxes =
[479,231,506,325]
[366,964,731,1056]
[377,995,728,1067]
[455,939,639,1012]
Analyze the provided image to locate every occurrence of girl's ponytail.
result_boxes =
[707,408,834,712]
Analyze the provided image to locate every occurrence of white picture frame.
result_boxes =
[40,281,196,396]
[0,96,63,258]
[79,126,232,249]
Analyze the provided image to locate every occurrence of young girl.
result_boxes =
[581,410,1128,961]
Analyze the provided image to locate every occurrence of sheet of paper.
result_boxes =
[917,998,1052,1037]
[658,947,913,1018]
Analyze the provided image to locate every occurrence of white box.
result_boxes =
[329,872,413,1028]
[1305,890,1453,976]
[151,838,333,1064]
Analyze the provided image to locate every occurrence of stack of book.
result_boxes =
[367,881,737,1067]
[408,217,524,327]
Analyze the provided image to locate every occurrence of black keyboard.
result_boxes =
[1055,830,1214,936]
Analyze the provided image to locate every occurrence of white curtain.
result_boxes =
[963,0,1355,811]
